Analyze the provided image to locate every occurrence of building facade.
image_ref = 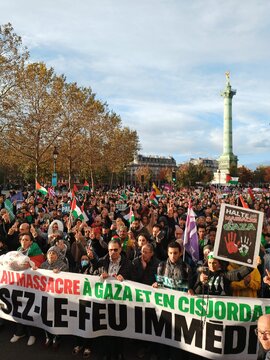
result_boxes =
[127,154,176,185]
[189,157,218,173]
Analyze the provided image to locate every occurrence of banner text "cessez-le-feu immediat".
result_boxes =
[0,268,266,359]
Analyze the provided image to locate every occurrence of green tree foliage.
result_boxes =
[177,163,198,186]
[58,83,97,187]
[196,163,213,184]
[238,166,253,185]
[264,167,270,183]
[158,167,173,183]
[104,125,140,187]
[253,166,266,185]
[135,166,152,185]
[0,23,140,187]
[177,163,213,186]
[0,23,29,184]
[0,23,28,110]
[1,62,65,182]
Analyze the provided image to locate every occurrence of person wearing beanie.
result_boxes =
[40,246,69,272]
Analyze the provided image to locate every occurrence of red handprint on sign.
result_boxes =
[224,232,238,254]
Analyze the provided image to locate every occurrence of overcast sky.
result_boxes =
[1,0,270,168]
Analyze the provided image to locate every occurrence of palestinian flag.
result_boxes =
[152,183,161,197]
[72,184,79,198]
[128,207,135,224]
[4,198,15,221]
[149,191,159,206]
[226,175,239,185]
[71,198,84,220]
[123,206,135,224]
[36,181,48,195]
[120,191,127,201]
[76,197,89,222]
[127,190,135,197]
[83,180,90,191]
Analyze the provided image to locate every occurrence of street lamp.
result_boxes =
[124,166,127,189]
[52,146,59,187]
[53,146,59,172]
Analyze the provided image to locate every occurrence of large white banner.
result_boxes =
[0,266,265,359]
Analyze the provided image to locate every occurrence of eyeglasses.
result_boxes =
[255,329,270,337]
[109,248,119,252]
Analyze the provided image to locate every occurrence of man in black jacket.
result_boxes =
[97,238,132,281]
[96,238,132,360]
[132,243,159,286]
[152,241,194,294]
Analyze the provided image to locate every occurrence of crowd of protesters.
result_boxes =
[0,184,270,359]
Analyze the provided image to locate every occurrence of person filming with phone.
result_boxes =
[194,252,253,296]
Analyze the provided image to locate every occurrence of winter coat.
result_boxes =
[97,253,133,280]
[132,255,159,285]
[40,257,69,272]
[227,263,261,297]
[156,257,193,292]
[194,266,253,296]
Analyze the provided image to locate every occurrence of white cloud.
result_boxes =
[1,0,270,166]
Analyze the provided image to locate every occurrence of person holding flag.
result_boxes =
[71,184,79,198]
[247,187,256,207]
[70,197,84,221]
[152,182,161,197]
[183,201,200,264]
[83,180,90,191]
[35,181,48,196]
[0,208,13,244]
[149,191,159,207]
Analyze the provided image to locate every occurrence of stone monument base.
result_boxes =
[212,170,229,185]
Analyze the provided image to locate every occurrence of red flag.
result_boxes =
[226,174,231,183]
[248,187,255,202]
[72,184,79,198]
[239,195,249,209]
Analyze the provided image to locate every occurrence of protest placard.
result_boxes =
[213,203,263,267]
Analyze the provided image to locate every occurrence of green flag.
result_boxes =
[4,199,15,221]
[120,192,127,201]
